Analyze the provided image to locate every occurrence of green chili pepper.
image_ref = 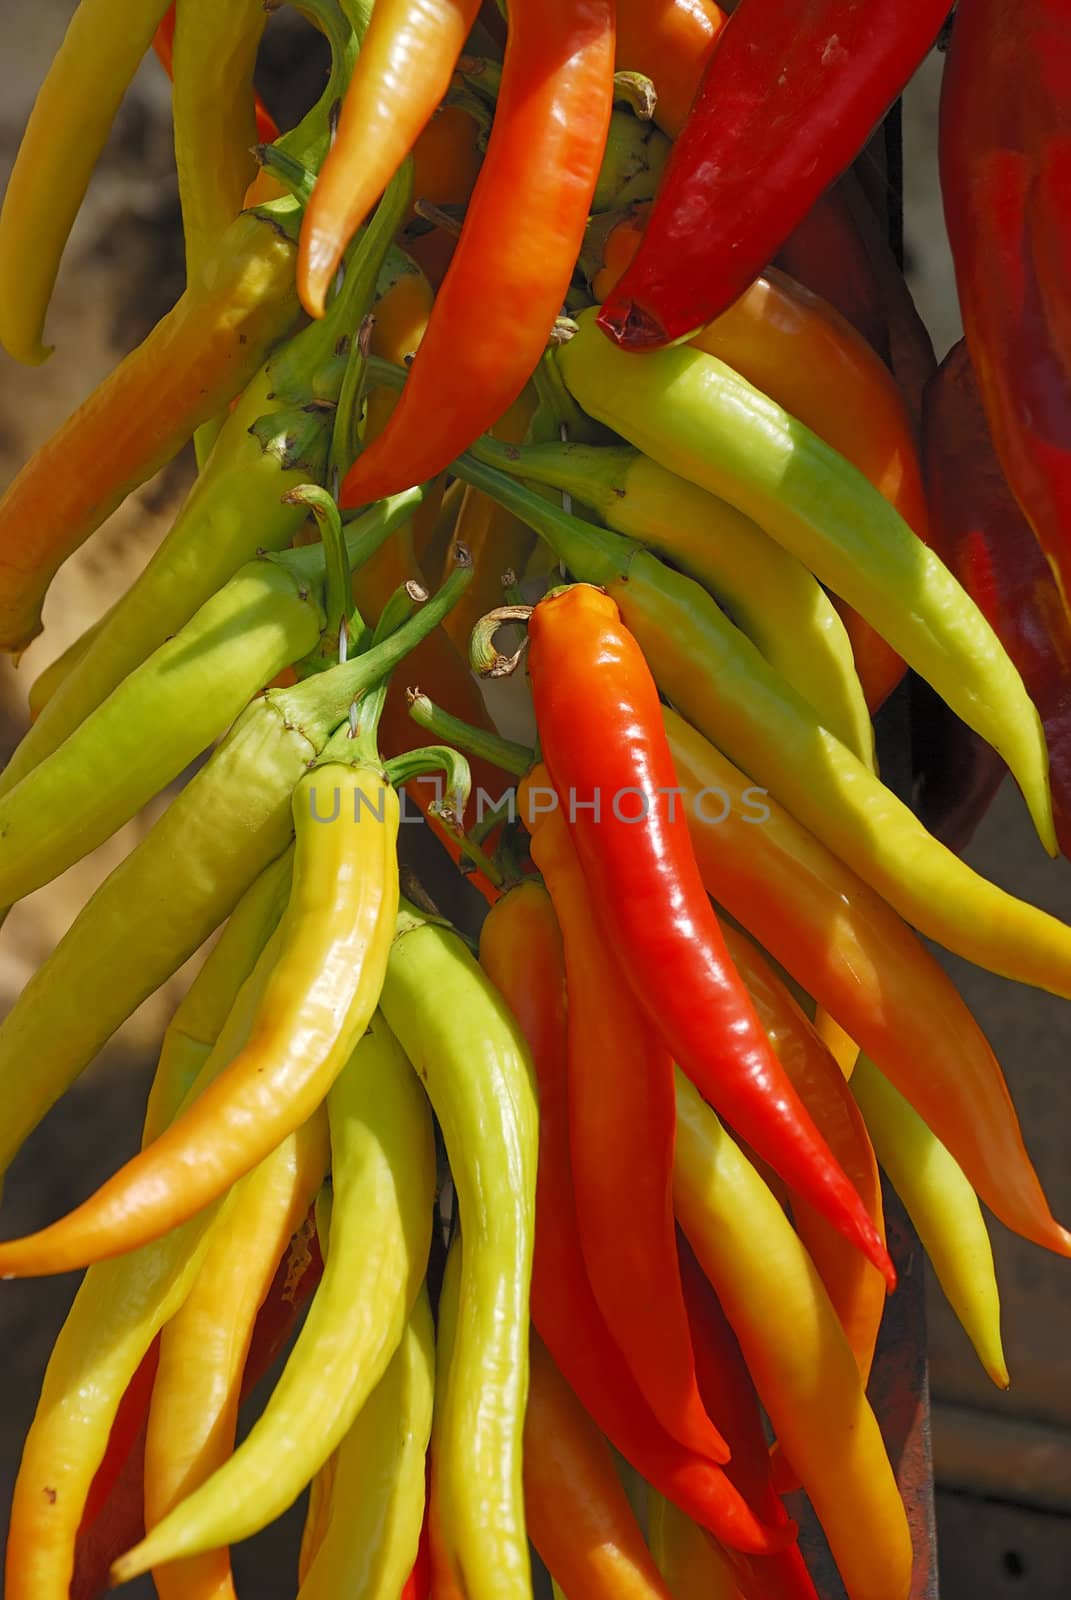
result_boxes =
[455,452,1071,1001]
[0,555,473,1177]
[556,308,1056,853]
[470,433,874,768]
[111,1014,434,1580]
[379,903,538,1600]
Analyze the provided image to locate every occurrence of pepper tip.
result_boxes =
[595,295,669,351]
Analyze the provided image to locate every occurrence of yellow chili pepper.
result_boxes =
[113,1013,434,1580]
[0,756,400,1274]
[673,1072,913,1600]
[0,0,173,365]
[296,1290,434,1600]
[143,1110,329,1600]
[850,1056,1009,1389]
[141,851,295,1146]
[648,1494,747,1600]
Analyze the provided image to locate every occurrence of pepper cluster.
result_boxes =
[0,3,1068,1600]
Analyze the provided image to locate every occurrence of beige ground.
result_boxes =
[0,7,1068,1596]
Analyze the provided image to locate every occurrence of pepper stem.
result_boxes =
[283,484,358,650]
[406,690,533,778]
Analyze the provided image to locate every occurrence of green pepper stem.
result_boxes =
[275,487,426,590]
[385,745,472,825]
[282,485,355,646]
[405,691,533,778]
[254,145,316,207]
[277,548,474,744]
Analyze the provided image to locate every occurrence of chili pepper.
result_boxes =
[473,435,873,766]
[527,794,730,1463]
[0,0,173,365]
[0,206,299,656]
[0,558,325,910]
[426,1237,468,1600]
[0,740,401,1274]
[377,904,538,1600]
[299,0,477,314]
[922,339,1071,857]
[339,0,614,507]
[26,610,111,723]
[614,0,724,138]
[299,1452,338,1587]
[78,1345,159,1536]
[143,1109,327,1600]
[523,590,892,1283]
[0,559,470,1181]
[940,0,1071,611]
[911,677,1007,858]
[664,707,1071,1258]
[557,311,1055,849]
[112,1015,433,1581]
[478,881,795,1556]
[525,1334,675,1600]
[588,218,926,711]
[678,1251,820,1600]
[850,1056,1009,1389]
[648,1494,748,1600]
[593,111,672,214]
[721,928,887,1383]
[153,3,279,143]
[6,1002,328,1600]
[142,852,295,1145]
[598,0,949,349]
[457,448,1071,1007]
[170,0,270,279]
[2,216,410,802]
[296,1290,434,1600]
[409,103,484,223]
[674,1073,913,1600]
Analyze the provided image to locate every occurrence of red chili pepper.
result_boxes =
[527,801,729,1465]
[77,1342,159,1534]
[681,1249,821,1600]
[340,0,614,508]
[940,0,1071,611]
[478,882,792,1556]
[598,0,950,349]
[921,339,1071,857]
[152,3,279,143]
[526,585,894,1290]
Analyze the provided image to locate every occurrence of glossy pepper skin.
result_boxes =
[921,340,1071,857]
[0,760,400,1275]
[456,449,1071,1005]
[113,1017,433,1582]
[527,584,893,1287]
[940,0,1071,611]
[381,910,538,1600]
[527,794,729,1464]
[723,927,887,1386]
[614,0,725,137]
[674,1073,914,1600]
[0,564,465,1182]
[153,3,279,143]
[558,309,1055,852]
[598,0,950,349]
[0,206,299,655]
[299,0,481,316]
[478,882,791,1556]
[665,707,1071,1260]
[340,0,614,507]
[524,1336,676,1600]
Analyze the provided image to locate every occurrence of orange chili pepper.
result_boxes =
[615,0,726,138]
[525,1335,676,1600]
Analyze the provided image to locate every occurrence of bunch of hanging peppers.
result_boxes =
[0,1,1068,1597]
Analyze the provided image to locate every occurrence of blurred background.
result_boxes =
[0,3,1068,1595]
